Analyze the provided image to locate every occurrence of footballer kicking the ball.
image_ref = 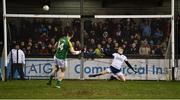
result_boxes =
[47,31,81,88]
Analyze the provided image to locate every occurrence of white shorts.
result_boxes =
[54,56,67,68]
[106,66,124,76]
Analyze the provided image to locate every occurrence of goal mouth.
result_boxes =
[1,0,176,81]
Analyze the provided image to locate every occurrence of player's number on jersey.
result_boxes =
[58,41,64,51]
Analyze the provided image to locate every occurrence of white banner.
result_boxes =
[24,58,180,80]
[25,58,54,79]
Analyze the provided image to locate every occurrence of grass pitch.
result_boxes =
[0,80,180,99]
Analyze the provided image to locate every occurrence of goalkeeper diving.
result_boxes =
[89,46,137,81]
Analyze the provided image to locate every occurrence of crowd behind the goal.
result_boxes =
[6,18,172,58]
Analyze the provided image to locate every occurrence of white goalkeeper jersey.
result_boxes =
[111,53,127,70]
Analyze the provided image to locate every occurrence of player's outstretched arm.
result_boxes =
[125,61,137,73]
[69,47,81,55]
[68,40,81,55]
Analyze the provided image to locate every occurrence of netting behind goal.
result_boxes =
[83,18,172,80]
[0,46,5,81]
[164,33,172,80]
[2,17,172,80]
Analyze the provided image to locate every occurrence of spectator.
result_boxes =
[107,37,113,47]
[104,44,113,57]
[84,30,89,41]
[50,38,56,45]
[31,43,39,56]
[39,46,49,56]
[154,45,163,56]
[141,20,151,39]
[47,25,54,38]
[114,42,119,52]
[26,45,32,56]
[74,40,81,51]
[139,41,151,55]
[20,41,25,47]
[87,47,95,59]
[53,26,60,40]
[92,22,101,38]
[95,44,105,58]
[102,31,109,41]
[40,32,48,43]
[47,43,53,55]
[88,30,96,39]
[152,28,163,45]
[87,38,96,50]
[83,45,89,59]
[83,45,94,60]
[128,43,139,55]
[20,41,26,51]
[39,23,48,34]
[115,26,124,42]
[84,19,92,34]
[122,41,128,54]
[101,40,106,48]
[64,22,71,34]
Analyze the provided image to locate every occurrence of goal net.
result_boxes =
[1,16,172,80]
[1,46,6,81]
[2,0,175,81]
[164,33,172,80]
[83,17,172,80]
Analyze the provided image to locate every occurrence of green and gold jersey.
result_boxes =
[55,36,73,59]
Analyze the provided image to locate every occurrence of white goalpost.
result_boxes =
[5,14,80,18]
[2,0,175,81]
[2,0,7,81]
[95,15,172,18]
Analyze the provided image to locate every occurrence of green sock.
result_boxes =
[56,80,61,86]
[48,76,53,83]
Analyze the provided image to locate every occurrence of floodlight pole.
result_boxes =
[2,0,7,81]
